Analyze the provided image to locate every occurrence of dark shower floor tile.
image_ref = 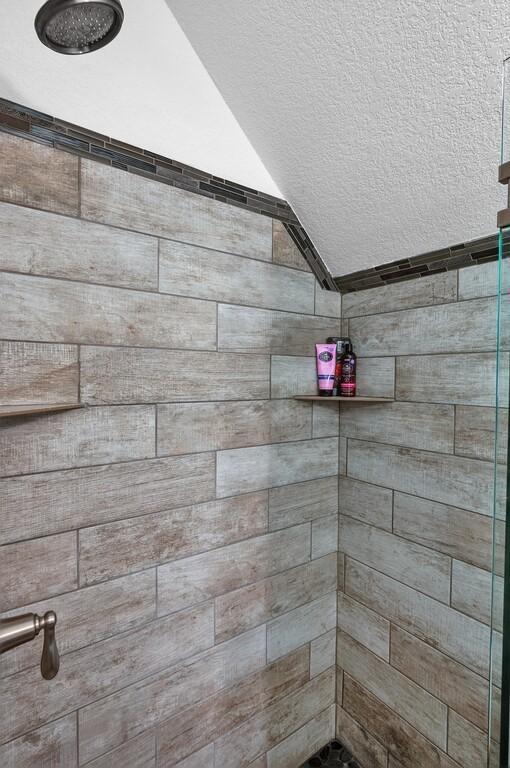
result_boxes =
[300,740,360,768]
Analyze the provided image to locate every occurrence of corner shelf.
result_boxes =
[293,396,394,403]
[0,403,83,419]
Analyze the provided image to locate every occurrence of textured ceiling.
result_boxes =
[168,0,509,277]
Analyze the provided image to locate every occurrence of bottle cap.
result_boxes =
[327,336,351,354]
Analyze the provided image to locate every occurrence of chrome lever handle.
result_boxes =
[0,610,60,679]
[40,611,59,679]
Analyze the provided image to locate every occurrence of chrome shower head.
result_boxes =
[35,0,124,55]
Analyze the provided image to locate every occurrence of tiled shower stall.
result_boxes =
[0,127,502,768]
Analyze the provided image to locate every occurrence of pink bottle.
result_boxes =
[315,343,337,397]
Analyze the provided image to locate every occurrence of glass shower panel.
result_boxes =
[490,227,509,767]
[490,56,510,768]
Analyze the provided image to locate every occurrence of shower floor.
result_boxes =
[300,740,360,767]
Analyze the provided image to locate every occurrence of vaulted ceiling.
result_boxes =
[168,0,510,277]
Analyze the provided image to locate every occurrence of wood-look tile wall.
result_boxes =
[0,133,341,768]
[337,265,504,768]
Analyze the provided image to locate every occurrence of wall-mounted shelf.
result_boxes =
[294,396,394,403]
[0,403,82,419]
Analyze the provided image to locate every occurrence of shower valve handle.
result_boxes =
[0,610,60,679]
[40,611,59,680]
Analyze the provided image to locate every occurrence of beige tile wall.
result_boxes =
[0,133,340,767]
[1,129,502,768]
[338,265,504,767]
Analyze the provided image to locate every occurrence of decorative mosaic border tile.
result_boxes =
[335,232,507,293]
[0,97,337,291]
[300,739,360,767]
[1,97,502,295]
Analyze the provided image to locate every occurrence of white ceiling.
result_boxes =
[168,0,510,277]
[0,0,279,196]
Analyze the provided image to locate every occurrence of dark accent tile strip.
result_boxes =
[0,97,338,291]
[335,233,508,293]
[285,221,334,290]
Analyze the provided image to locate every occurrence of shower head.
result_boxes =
[35,0,124,55]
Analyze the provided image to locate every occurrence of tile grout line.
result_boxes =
[0,266,323,318]
[77,156,82,219]
[75,709,80,768]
